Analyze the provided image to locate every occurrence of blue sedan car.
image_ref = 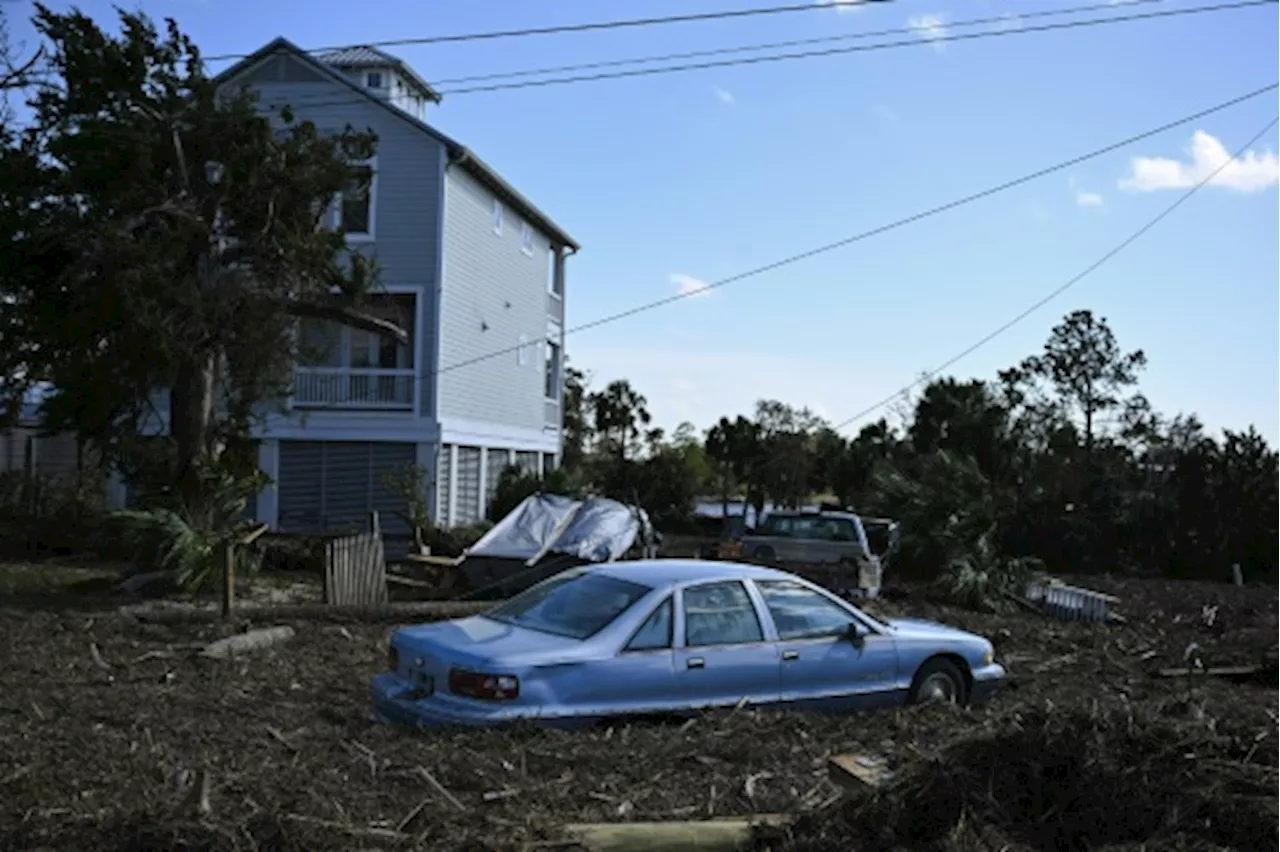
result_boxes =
[370,560,1006,729]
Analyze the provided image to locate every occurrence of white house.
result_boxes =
[210,39,579,534]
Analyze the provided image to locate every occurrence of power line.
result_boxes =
[431,0,1167,86]
[828,116,1280,434]
[437,0,1274,95]
[202,0,898,62]
[429,83,1276,382]
[239,0,1271,113]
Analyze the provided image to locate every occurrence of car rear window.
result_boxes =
[484,571,653,640]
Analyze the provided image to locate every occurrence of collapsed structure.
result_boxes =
[459,494,659,599]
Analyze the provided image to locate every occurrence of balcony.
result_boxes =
[292,367,415,410]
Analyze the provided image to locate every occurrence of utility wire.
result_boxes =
[437,0,1273,95]
[202,0,898,62]
[239,0,1271,112]
[432,0,1166,86]
[828,116,1280,434]
[428,83,1277,383]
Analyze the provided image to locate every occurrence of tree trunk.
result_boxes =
[170,353,218,512]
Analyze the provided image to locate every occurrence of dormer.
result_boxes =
[313,45,442,120]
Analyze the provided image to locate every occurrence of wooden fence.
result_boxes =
[321,512,388,607]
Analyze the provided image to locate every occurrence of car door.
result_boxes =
[754,579,901,712]
[673,580,781,710]
[587,595,683,717]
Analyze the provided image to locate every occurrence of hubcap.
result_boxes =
[919,673,958,704]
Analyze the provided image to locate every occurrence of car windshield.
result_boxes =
[484,571,653,640]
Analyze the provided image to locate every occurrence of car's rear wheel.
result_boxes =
[909,657,967,705]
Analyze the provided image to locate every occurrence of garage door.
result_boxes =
[454,446,482,525]
[435,444,452,526]
[277,440,416,537]
[484,448,506,508]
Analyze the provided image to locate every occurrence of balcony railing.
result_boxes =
[292,367,415,410]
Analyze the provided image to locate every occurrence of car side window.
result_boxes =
[756,580,856,641]
[683,581,764,647]
[834,519,859,543]
[625,597,673,652]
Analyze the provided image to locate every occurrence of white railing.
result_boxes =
[1025,578,1120,624]
[292,367,415,410]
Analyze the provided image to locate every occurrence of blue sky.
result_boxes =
[7,0,1278,443]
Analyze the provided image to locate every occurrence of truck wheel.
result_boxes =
[753,546,777,565]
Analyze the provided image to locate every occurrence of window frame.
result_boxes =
[516,333,530,367]
[755,579,862,642]
[547,247,563,298]
[330,155,377,243]
[365,71,383,89]
[519,221,535,256]
[492,198,504,236]
[544,339,561,402]
[680,580,768,648]
[621,595,674,653]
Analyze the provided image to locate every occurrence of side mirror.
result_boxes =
[844,622,865,648]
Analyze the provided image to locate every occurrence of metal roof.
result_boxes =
[313,45,441,104]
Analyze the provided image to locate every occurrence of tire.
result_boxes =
[909,657,967,706]
[753,546,777,565]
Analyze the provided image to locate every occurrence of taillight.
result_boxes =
[387,645,399,673]
[448,668,519,701]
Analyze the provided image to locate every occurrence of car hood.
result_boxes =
[885,617,981,642]
[395,615,589,668]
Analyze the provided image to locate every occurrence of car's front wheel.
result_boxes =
[909,657,967,705]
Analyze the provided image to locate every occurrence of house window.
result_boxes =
[547,247,562,297]
[366,71,383,89]
[519,222,534,256]
[335,159,375,239]
[492,199,504,235]
[516,333,529,367]
[544,340,560,401]
[297,294,415,371]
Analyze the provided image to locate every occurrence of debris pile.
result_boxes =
[757,701,1280,852]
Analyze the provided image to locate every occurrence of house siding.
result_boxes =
[438,168,556,432]
[220,51,446,420]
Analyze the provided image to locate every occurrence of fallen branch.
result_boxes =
[417,766,466,811]
[563,815,791,852]
[1156,665,1261,681]
[200,626,295,659]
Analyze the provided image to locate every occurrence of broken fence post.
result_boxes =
[1231,563,1243,586]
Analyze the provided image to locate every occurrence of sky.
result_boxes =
[5,0,1278,443]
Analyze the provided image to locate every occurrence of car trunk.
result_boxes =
[392,616,586,700]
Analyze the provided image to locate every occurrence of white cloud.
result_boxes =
[1069,176,1104,208]
[670,273,714,298]
[907,13,948,50]
[1119,130,1280,194]
[815,0,865,13]
[712,87,736,105]
[873,103,900,125]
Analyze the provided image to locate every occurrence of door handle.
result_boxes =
[782,650,799,661]
[686,657,705,669]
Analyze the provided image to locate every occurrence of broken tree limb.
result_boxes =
[200,626,296,659]
[283,301,407,343]
[1156,665,1261,681]
[564,815,791,852]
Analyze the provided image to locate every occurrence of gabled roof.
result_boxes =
[313,45,442,104]
[214,38,579,250]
